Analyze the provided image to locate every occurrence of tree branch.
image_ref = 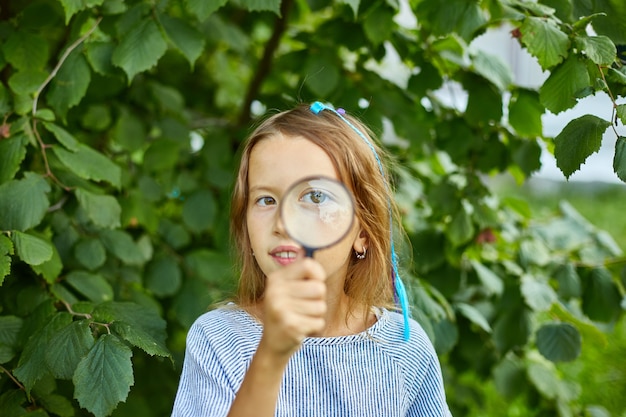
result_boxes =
[32,17,102,116]
[237,0,294,126]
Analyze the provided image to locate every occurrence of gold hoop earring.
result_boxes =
[355,247,367,260]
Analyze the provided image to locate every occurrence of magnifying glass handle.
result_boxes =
[304,247,315,258]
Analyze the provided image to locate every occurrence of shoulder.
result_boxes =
[186,305,261,357]
[375,309,440,371]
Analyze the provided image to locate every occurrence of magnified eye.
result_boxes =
[301,189,330,205]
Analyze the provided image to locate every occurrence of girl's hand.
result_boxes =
[260,258,327,358]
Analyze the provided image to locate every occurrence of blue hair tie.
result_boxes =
[310,101,411,341]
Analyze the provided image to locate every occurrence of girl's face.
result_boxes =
[246,133,365,285]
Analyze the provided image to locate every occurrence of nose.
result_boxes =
[272,208,287,237]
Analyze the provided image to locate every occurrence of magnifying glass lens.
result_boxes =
[281,177,355,253]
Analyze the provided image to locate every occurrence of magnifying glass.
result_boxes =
[280,176,356,258]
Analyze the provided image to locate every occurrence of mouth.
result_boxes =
[270,247,300,265]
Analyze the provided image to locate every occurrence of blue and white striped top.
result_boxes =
[172,306,451,417]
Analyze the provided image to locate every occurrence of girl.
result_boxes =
[172,102,451,416]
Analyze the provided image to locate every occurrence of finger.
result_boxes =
[285,280,326,300]
[274,258,326,282]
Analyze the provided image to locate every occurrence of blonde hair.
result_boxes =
[230,103,402,315]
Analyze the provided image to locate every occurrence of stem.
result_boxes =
[238,0,294,126]
[31,17,102,117]
[0,365,25,391]
[62,299,92,319]
[597,64,622,137]
[31,119,71,190]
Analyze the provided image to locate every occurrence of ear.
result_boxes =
[352,228,368,253]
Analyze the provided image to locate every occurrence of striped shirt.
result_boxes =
[172,306,451,417]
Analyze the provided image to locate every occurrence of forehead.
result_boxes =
[247,134,339,190]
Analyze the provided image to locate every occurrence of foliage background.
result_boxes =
[0,0,625,416]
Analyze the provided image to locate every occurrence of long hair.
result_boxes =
[230,103,401,315]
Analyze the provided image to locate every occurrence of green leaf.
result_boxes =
[416,0,484,40]
[2,30,49,70]
[52,144,121,188]
[614,136,626,182]
[553,114,611,179]
[145,254,182,297]
[14,312,73,393]
[520,17,569,70]
[12,231,53,266]
[456,303,491,333]
[184,0,228,20]
[184,249,232,285]
[35,108,56,121]
[112,19,168,82]
[493,356,526,399]
[100,229,145,266]
[363,6,394,46]
[0,235,13,286]
[8,69,48,96]
[469,260,504,296]
[539,56,590,114]
[526,357,560,399]
[159,219,191,249]
[575,35,616,65]
[85,41,117,76]
[432,318,458,354]
[111,321,170,357]
[550,302,607,346]
[93,302,168,353]
[31,240,63,284]
[555,263,581,299]
[493,307,531,353]
[0,389,28,414]
[47,50,91,120]
[81,104,112,131]
[508,89,543,137]
[74,238,107,271]
[471,49,514,91]
[465,78,503,125]
[58,0,104,23]
[0,83,10,115]
[0,315,22,363]
[521,274,557,311]
[159,14,205,68]
[536,322,581,362]
[304,53,340,98]
[617,104,626,125]
[582,267,622,322]
[240,0,281,13]
[337,0,360,17]
[143,139,181,172]
[0,132,28,183]
[519,237,551,266]
[182,190,217,233]
[0,172,50,231]
[45,319,95,379]
[447,207,474,246]
[66,271,114,303]
[73,334,134,417]
[112,109,146,152]
[38,392,75,417]
[75,188,121,229]
[42,122,79,151]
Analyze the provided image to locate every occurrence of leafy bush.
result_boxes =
[0,0,625,416]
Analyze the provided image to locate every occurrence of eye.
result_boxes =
[301,189,330,205]
[256,196,276,206]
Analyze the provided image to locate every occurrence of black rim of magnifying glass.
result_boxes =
[280,175,356,257]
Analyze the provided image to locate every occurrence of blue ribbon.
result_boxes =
[310,101,411,341]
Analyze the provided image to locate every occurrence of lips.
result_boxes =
[270,246,300,265]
